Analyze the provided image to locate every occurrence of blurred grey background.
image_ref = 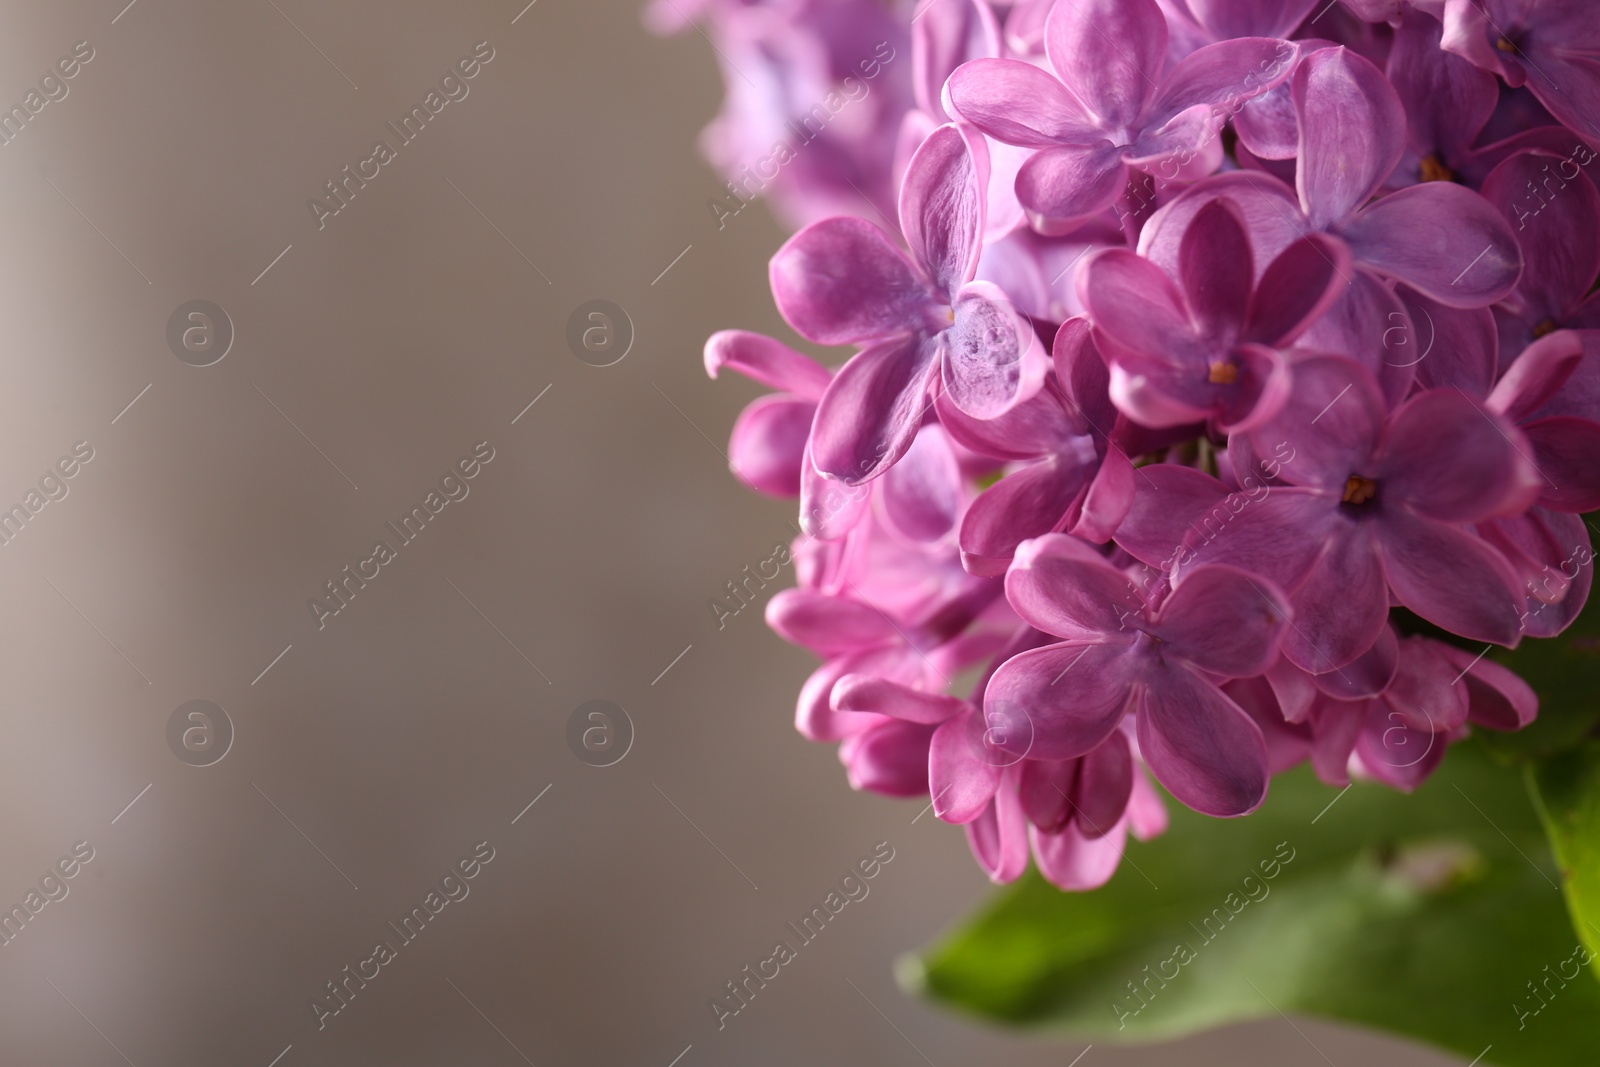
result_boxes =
[0,1,1461,1063]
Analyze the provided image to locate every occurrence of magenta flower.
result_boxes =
[985,534,1288,817]
[1385,8,1501,189]
[1481,148,1600,364]
[1080,195,1350,432]
[705,329,831,498]
[1435,0,1600,143]
[835,663,1168,890]
[940,319,1136,575]
[1137,46,1522,385]
[1182,355,1539,672]
[771,122,1048,485]
[945,0,1296,228]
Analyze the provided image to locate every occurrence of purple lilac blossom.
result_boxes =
[687,0,1600,889]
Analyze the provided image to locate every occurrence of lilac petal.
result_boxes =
[1139,171,1303,284]
[1309,697,1363,787]
[1072,444,1137,543]
[959,454,1094,576]
[1006,533,1143,638]
[912,0,1001,120]
[1079,249,1201,364]
[1187,0,1317,40]
[1376,510,1526,646]
[1243,232,1352,345]
[1266,656,1319,723]
[1338,183,1522,307]
[729,394,815,498]
[1275,520,1390,677]
[1156,563,1290,676]
[1400,289,1498,397]
[1031,819,1126,890]
[1112,462,1230,569]
[704,330,831,400]
[1215,343,1293,434]
[1383,638,1469,734]
[1480,509,1592,639]
[1387,8,1497,165]
[796,652,897,742]
[844,720,937,797]
[1019,757,1078,833]
[798,440,872,540]
[1488,329,1585,424]
[930,708,1004,823]
[1435,645,1537,731]
[942,281,1049,418]
[1354,702,1447,792]
[1177,487,1337,587]
[1233,80,1302,160]
[881,424,963,543]
[1226,674,1313,773]
[1044,0,1165,132]
[1248,353,1384,492]
[1054,316,1119,432]
[1481,149,1600,320]
[983,641,1134,760]
[1378,389,1539,522]
[1525,418,1600,513]
[1150,36,1299,122]
[1310,623,1398,701]
[1294,47,1406,229]
[1127,769,1169,840]
[1014,142,1128,225]
[966,773,1031,883]
[1136,667,1269,817]
[1179,198,1254,344]
[770,217,935,345]
[1106,355,1216,430]
[810,334,940,485]
[1295,271,1416,407]
[765,588,899,653]
[900,123,988,297]
[831,674,967,724]
[1513,52,1600,150]
[1072,729,1134,837]
[934,385,1079,461]
[944,58,1101,147]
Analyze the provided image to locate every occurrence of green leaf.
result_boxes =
[909,743,1599,1066]
[1530,745,1600,975]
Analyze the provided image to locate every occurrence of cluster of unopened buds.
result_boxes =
[667,0,1600,890]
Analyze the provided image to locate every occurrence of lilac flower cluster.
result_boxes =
[694,0,1600,890]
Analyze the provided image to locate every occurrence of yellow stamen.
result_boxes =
[1533,319,1559,338]
[1207,361,1238,385]
[1496,36,1517,52]
[1342,475,1378,505]
[1419,154,1455,183]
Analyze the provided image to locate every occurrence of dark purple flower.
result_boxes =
[1436,0,1600,143]
[1481,147,1600,364]
[1080,195,1350,432]
[1182,354,1539,672]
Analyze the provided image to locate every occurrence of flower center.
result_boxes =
[1533,318,1559,338]
[1419,154,1455,183]
[1496,36,1517,52]
[1208,361,1238,385]
[1342,475,1378,506]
